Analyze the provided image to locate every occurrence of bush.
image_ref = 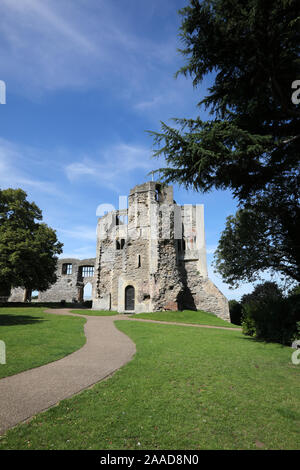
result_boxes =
[242,294,300,345]
[241,281,283,305]
[228,300,243,325]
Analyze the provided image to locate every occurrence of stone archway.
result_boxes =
[83,282,92,301]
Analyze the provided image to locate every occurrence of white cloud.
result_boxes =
[65,143,159,192]
[59,245,96,260]
[0,138,64,197]
[206,245,217,255]
[57,225,97,242]
[0,0,181,96]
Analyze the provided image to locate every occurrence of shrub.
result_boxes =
[228,300,243,325]
[242,294,300,345]
[241,281,283,305]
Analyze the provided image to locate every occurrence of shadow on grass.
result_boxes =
[0,303,90,309]
[0,315,46,326]
[234,333,288,348]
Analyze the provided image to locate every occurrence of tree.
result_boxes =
[150,0,300,285]
[228,299,243,325]
[240,281,299,344]
[240,281,283,305]
[214,175,300,285]
[0,188,63,296]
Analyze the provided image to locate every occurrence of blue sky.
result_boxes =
[0,0,258,300]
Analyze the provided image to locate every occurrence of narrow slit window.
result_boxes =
[176,239,186,253]
[116,239,125,250]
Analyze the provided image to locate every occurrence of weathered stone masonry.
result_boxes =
[9,258,96,303]
[93,182,229,320]
[8,182,229,321]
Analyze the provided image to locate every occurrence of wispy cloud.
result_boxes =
[65,143,159,192]
[0,0,181,96]
[58,245,96,260]
[57,225,97,242]
[0,138,64,197]
[206,245,217,255]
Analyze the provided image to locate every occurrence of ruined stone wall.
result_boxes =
[151,205,182,311]
[178,260,229,320]
[9,258,96,303]
[179,204,230,320]
[93,181,229,320]
[8,287,26,302]
[39,258,96,303]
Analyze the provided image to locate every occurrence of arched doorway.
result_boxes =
[125,286,135,311]
[83,282,92,301]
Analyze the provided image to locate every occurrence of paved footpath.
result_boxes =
[0,309,239,435]
[126,317,241,331]
[0,309,136,435]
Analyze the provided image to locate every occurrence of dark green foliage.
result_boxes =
[150,0,300,285]
[0,188,63,293]
[241,282,283,305]
[242,296,300,345]
[214,177,300,285]
[288,284,300,296]
[241,282,300,344]
[228,299,243,325]
[151,0,300,197]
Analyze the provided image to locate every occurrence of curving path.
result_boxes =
[126,317,241,331]
[0,309,239,435]
[0,309,136,435]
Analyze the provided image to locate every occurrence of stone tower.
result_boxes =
[93,182,229,320]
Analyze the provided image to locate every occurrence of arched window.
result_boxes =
[83,282,92,300]
[125,285,135,311]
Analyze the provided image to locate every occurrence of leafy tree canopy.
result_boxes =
[0,188,63,294]
[151,0,300,199]
[214,174,300,285]
[150,0,300,286]
[240,281,283,305]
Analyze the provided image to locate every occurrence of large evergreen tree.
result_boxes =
[0,188,63,296]
[150,0,300,285]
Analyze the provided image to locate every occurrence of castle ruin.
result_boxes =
[93,182,229,320]
[7,182,229,321]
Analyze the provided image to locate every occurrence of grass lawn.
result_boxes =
[71,310,118,316]
[0,321,299,450]
[135,309,240,328]
[0,308,86,379]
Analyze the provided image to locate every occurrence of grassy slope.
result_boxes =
[71,310,118,316]
[0,308,86,379]
[0,321,298,450]
[136,310,240,328]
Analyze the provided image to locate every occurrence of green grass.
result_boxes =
[0,308,86,379]
[135,309,240,328]
[0,321,299,450]
[70,310,118,316]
